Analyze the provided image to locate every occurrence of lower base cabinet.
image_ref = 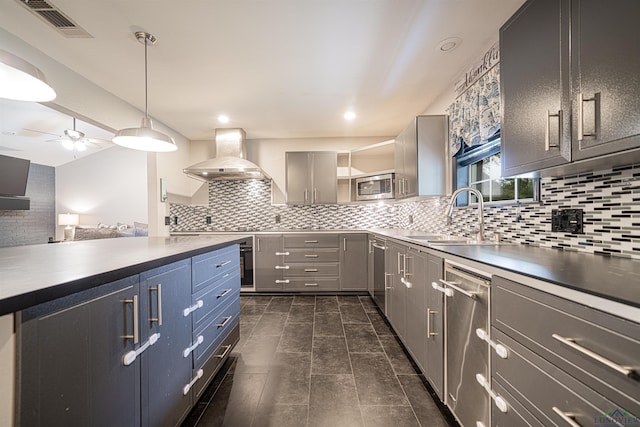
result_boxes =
[16,245,240,427]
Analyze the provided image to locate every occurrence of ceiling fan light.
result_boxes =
[61,139,75,151]
[0,49,56,102]
[113,117,177,152]
[75,141,87,152]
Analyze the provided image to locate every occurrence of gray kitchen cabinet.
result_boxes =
[386,241,406,338]
[339,233,368,291]
[139,259,193,427]
[403,247,428,373]
[500,0,640,177]
[425,254,444,400]
[394,115,448,199]
[570,0,640,161]
[285,151,337,204]
[492,276,640,424]
[17,275,141,427]
[254,234,285,291]
[283,233,340,292]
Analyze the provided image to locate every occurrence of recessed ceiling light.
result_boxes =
[218,115,230,123]
[436,37,462,53]
[344,111,356,121]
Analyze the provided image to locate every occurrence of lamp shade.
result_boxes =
[58,213,79,226]
[0,49,56,102]
[112,117,177,152]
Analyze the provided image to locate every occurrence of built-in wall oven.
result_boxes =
[239,237,254,289]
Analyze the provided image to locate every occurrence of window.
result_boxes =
[454,138,538,205]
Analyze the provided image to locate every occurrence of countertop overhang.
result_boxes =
[0,235,248,316]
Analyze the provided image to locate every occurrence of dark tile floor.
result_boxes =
[183,295,455,427]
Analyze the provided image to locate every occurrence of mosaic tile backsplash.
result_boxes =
[170,164,639,259]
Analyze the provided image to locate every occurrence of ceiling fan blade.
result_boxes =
[22,128,61,137]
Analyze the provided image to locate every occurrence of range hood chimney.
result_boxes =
[183,128,270,181]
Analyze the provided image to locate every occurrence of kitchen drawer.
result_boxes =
[492,380,543,427]
[284,248,339,263]
[191,245,240,292]
[492,328,637,427]
[282,277,340,292]
[283,234,339,248]
[284,263,339,277]
[191,296,240,369]
[192,323,239,401]
[191,271,240,329]
[493,276,640,415]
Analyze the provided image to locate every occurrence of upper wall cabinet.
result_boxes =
[285,151,337,205]
[500,0,640,177]
[395,115,448,199]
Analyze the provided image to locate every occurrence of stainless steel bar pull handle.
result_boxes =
[216,260,232,268]
[578,92,600,141]
[552,334,638,380]
[545,109,562,151]
[372,243,386,250]
[552,407,582,427]
[149,284,162,326]
[275,252,290,256]
[275,279,290,284]
[313,188,317,203]
[304,268,318,272]
[217,288,232,299]
[304,254,319,258]
[217,316,232,329]
[426,308,438,337]
[275,265,290,269]
[384,273,392,289]
[215,344,233,359]
[304,188,308,202]
[304,283,319,287]
[123,295,139,344]
[343,238,346,251]
[304,240,319,243]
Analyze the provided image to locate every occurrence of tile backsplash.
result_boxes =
[170,163,639,259]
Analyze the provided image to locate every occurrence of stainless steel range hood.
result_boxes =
[183,128,270,181]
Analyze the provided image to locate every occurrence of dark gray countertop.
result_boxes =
[429,244,640,308]
[0,235,247,316]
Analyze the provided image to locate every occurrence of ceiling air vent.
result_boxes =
[15,0,93,38]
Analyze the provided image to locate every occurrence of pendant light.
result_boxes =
[0,49,56,102]
[112,31,177,152]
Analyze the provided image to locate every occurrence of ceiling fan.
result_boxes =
[23,117,111,156]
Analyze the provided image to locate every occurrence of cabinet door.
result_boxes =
[367,236,375,297]
[18,276,141,427]
[140,259,193,427]
[403,248,427,373]
[425,254,444,400]
[285,152,310,204]
[311,152,337,204]
[402,120,418,198]
[339,233,368,291]
[386,242,406,338]
[500,0,571,176]
[394,130,405,197]
[254,235,284,291]
[571,0,640,160]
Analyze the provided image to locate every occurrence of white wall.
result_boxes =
[56,147,148,237]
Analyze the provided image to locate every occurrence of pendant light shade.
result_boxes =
[0,49,56,102]
[112,31,177,152]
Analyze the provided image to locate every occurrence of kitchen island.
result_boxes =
[0,235,246,427]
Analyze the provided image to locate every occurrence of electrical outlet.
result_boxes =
[552,209,584,234]
[206,216,212,225]
[408,215,414,224]
[275,214,281,224]
[164,216,170,226]
[173,216,178,225]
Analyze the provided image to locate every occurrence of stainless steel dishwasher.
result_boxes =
[436,261,491,427]
[371,239,387,313]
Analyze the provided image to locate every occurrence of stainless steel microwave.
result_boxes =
[355,173,395,201]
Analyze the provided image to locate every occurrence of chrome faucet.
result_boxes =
[447,187,486,241]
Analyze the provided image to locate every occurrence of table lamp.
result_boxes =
[58,213,79,241]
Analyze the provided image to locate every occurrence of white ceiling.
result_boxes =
[0,0,525,148]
